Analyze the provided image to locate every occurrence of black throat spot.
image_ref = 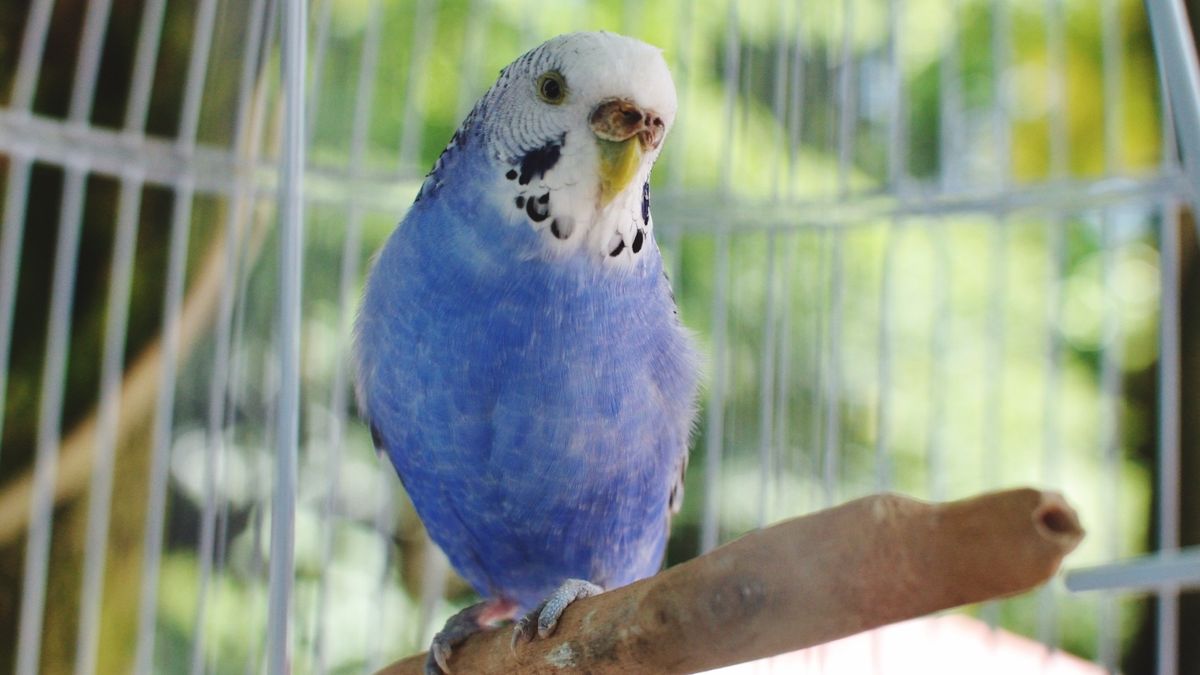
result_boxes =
[517,135,565,186]
[641,181,652,225]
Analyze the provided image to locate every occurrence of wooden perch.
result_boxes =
[377,488,1084,675]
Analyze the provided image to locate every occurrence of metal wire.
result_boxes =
[132,179,194,675]
[74,174,141,675]
[1156,198,1182,675]
[700,0,740,554]
[16,162,87,675]
[0,157,30,469]
[9,0,54,114]
[1147,0,1200,213]
[267,0,308,672]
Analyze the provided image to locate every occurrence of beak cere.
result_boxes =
[591,99,665,206]
[590,99,666,150]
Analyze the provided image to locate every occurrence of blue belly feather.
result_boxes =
[356,150,697,612]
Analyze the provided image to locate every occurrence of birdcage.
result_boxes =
[0,0,1197,673]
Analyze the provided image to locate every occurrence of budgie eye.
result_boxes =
[536,71,567,104]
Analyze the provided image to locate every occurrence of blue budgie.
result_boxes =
[354,31,699,674]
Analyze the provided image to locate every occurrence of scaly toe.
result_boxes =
[538,579,602,637]
[511,579,604,646]
[510,613,538,653]
[425,644,448,675]
[427,632,455,674]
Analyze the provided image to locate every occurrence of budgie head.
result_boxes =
[422,32,677,265]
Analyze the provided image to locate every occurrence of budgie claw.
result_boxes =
[511,578,604,649]
[426,598,516,675]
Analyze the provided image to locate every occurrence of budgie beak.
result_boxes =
[591,99,665,206]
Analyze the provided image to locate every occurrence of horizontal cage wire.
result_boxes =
[0,0,1197,674]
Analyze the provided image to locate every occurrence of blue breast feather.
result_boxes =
[356,141,698,612]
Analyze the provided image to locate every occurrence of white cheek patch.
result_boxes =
[489,137,657,271]
[476,85,665,267]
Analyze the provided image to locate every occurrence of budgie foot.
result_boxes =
[511,579,604,648]
[426,598,517,675]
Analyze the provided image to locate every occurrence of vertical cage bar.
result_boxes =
[1037,0,1071,652]
[786,1,806,192]
[718,0,740,193]
[662,0,694,283]
[870,0,898,500]
[66,0,113,125]
[74,175,143,675]
[887,0,905,189]
[702,0,739,554]
[365,473,397,672]
[398,0,439,170]
[1096,0,1125,665]
[770,0,790,197]
[245,506,268,675]
[1045,0,1069,178]
[835,0,855,195]
[1099,0,1123,174]
[1145,0,1200,217]
[132,183,195,675]
[267,0,308,671]
[189,212,236,675]
[981,0,1011,631]
[756,235,778,526]
[1036,214,1067,651]
[1095,209,1124,672]
[702,228,729,552]
[825,0,851,505]
[312,205,365,675]
[980,214,1007,631]
[0,0,53,471]
[14,164,87,675]
[220,200,264,675]
[176,0,221,154]
[0,157,32,466]
[986,0,1012,483]
[938,0,962,190]
[822,229,843,506]
[991,0,1011,186]
[1156,200,1182,675]
[10,0,55,113]
[927,220,950,501]
[216,10,278,668]
[66,0,122,660]
[874,221,896,492]
[123,0,168,136]
[772,235,796,513]
[809,228,828,510]
[454,0,491,123]
[305,0,335,149]
[417,540,451,649]
[666,0,694,193]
